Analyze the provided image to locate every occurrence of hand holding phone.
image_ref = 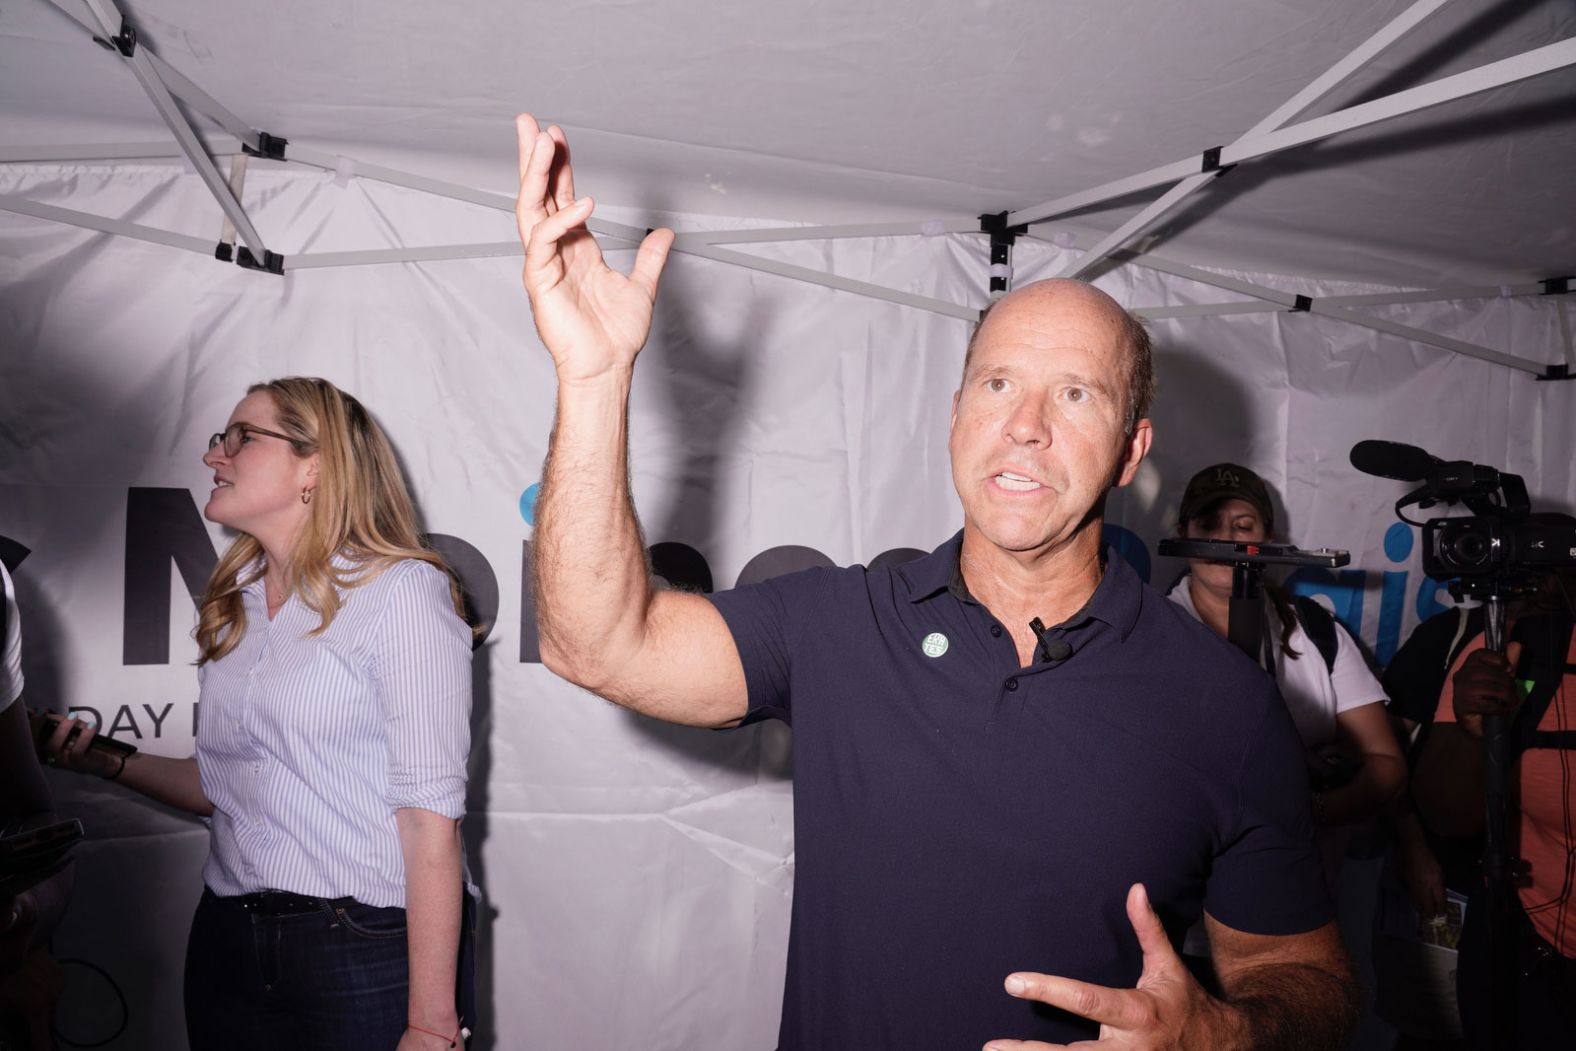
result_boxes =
[28,710,136,780]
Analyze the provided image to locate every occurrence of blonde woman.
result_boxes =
[39,378,475,1050]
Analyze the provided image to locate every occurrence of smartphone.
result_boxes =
[30,709,138,757]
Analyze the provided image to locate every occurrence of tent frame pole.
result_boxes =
[1008,37,1576,229]
[6,3,1572,367]
[0,140,243,163]
[1060,239,1554,376]
[42,0,264,151]
[76,0,275,266]
[7,184,1560,366]
[1056,0,1457,278]
[0,193,217,255]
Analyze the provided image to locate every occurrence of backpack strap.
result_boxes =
[1292,595,1340,673]
[1510,613,1576,756]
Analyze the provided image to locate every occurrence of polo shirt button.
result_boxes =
[989,624,1002,637]
[1004,677,1018,692]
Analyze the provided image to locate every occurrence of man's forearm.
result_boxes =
[1224,960,1360,1051]
[534,370,655,687]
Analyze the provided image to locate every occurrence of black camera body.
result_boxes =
[1424,514,1576,579]
[1352,439,1575,586]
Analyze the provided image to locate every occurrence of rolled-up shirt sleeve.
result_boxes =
[371,560,473,817]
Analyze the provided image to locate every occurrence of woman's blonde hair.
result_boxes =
[195,377,467,664]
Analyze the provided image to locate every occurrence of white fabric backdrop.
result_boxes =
[1,162,1572,1050]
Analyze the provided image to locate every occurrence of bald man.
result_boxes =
[514,114,1358,1050]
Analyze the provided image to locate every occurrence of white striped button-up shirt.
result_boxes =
[197,556,472,907]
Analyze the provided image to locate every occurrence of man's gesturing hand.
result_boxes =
[514,113,675,383]
[984,884,1241,1051]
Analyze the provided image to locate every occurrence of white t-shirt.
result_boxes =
[1167,576,1386,748]
[1168,573,1388,932]
[1,562,22,712]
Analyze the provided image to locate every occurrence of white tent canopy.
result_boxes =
[4,0,1574,295]
[2,2,1574,1049]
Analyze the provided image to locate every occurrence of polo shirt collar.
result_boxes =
[898,529,1144,642]
[899,531,969,604]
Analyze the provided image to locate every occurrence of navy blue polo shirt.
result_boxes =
[709,531,1330,1049]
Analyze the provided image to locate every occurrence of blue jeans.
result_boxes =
[183,887,477,1051]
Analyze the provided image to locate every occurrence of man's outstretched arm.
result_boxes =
[515,114,747,728]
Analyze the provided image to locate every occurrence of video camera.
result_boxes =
[1352,439,1574,1045]
[1349,439,1576,583]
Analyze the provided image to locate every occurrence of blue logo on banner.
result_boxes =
[1284,521,1451,666]
[519,483,541,526]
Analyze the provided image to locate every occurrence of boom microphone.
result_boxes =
[1349,440,1436,482]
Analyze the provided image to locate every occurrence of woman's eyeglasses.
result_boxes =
[207,423,297,458]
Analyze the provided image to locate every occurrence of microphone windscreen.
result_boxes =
[1349,440,1434,482]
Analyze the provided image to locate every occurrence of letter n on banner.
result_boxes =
[124,488,218,665]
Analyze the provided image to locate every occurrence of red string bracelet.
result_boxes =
[406,1019,463,1047]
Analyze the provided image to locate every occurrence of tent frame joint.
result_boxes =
[1536,364,1572,383]
[980,212,1027,295]
[242,132,289,162]
[978,211,1028,243]
[236,246,285,275]
[1290,294,1313,312]
[92,23,136,57]
[1199,146,1235,177]
[1540,276,1571,296]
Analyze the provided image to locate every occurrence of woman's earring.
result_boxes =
[301,487,314,505]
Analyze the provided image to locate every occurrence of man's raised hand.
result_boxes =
[983,884,1241,1051]
[514,113,674,383]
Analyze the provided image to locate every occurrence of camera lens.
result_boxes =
[1451,531,1489,566]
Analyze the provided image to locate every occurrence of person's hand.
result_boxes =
[0,893,40,975]
[1449,642,1522,740]
[984,884,1239,1051]
[513,113,674,385]
[1399,835,1446,919]
[0,945,63,1051]
[29,711,120,779]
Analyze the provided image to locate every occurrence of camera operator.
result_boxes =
[1383,601,1484,924]
[0,561,69,1051]
[1412,563,1576,1049]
